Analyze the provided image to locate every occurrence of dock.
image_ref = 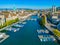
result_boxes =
[5,27,20,32]
[37,29,56,42]
[0,33,9,43]
[37,29,49,34]
[38,35,56,42]
[22,22,27,24]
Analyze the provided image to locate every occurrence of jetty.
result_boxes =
[38,35,56,42]
[37,29,56,42]
[0,33,9,43]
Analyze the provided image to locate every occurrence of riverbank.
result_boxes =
[0,12,37,31]
[45,22,60,44]
[0,15,59,45]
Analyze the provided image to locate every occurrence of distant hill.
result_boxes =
[0,8,33,11]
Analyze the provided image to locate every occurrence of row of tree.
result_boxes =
[39,15,46,27]
[53,29,60,37]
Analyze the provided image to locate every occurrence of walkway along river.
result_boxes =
[0,15,59,45]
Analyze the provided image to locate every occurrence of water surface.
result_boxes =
[0,15,59,45]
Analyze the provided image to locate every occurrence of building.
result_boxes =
[52,6,56,13]
[52,6,60,19]
[51,6,60,24]
[5,13,18,21]
[52,6,57,18]
[0,14,6,26]
[0,11,19,26]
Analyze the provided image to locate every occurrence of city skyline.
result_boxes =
[0,0,60,9]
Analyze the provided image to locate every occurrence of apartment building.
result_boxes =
[0,14,6,26]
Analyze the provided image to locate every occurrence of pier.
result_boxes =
[0,33,9,43]
[0,12,37,31]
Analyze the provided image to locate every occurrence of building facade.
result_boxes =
[0,15,6,26]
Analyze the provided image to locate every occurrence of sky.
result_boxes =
[0,0,60,9]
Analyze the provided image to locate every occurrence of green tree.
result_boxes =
[39,15,46,27]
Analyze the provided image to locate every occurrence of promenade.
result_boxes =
[45,22,60,41]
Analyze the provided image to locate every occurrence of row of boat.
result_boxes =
[0,33,9,43]
[5,21,27,32]
[27,18,37,21]
[37,29,56,42]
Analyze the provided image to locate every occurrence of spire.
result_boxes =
[52,0,56,13]
[13,4,17,14]
[13,6,16,11]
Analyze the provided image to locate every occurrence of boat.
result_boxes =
[12,24,24,28]
[14,30,17,32]
[5,27,20,32]
[38,35,56,42]
[22,22,27,24]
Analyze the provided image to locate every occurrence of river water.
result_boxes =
[0,15,59,45]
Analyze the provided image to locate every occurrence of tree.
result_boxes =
[39,15,46,27]
[53,29,60,37]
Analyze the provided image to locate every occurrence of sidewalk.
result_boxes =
[45,22,55,32]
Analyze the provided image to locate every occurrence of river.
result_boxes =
[0,15,59,45]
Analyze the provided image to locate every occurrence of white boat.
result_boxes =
[44,30,49,33]
[22,22,27,24]
[6,27,12,31]
[37,30,45,33]
[13,24,24,27]
[6,27,20,32]
[14,30,17,32]
[38,35,56,42]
